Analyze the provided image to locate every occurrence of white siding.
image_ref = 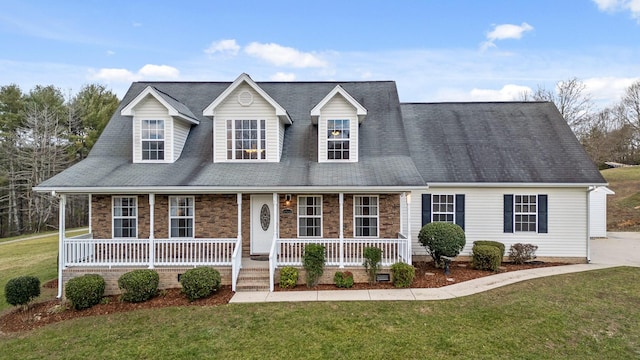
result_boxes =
[410,187,590,259]
[212,83,279,162]
[318,94,358,162]
[173,120,191,161]
[279,121,285,159]
[589,188,609,238]
[132,96,172,163]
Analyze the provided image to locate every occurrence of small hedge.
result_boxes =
[471,245,502,272]
[5,276,40,307]
[303,244,326,287]
[418,222,466,267]
[65,274,106,310]
[363,247,382,284]
[509,243,539,264]
[391,262,415,288]
[179,267,221,301]
[118,269,159,303]
[333,271,354,288]
[279,266,299,289]
[473,240,505,258]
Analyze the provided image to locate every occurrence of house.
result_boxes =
[35,73,608,295]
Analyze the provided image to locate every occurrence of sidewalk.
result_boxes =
[230,263,616,303]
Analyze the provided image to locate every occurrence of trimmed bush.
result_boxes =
[391,262,415,288]
[303,244,326,287]
[65,274,106,310]
[179,267,221,301]
[333,271,354,288]
[473,240,505,259]
[363,247,383,284]
[509,243,539,264]
[118,269,159,303]
[471,245,502,272]
[418,222,466,268]
[5,276,40,307]
[279,266,299,289]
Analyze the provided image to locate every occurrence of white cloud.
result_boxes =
[106,50,115,56]
[584,76,639,103]
[469,84,533,101]
[244,42,328,68]
[481,22,534,50]
[593,0,640,20]
[90,64,180,83]
[132,22,142,27]
[270,72,296,81]
[205,39,240,56]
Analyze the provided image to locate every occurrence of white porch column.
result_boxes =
[237,193,242,242]
[148,194,155,269]
[272,192,279,240]
[406,193,412,264]
[339,193,344,268]
[57,193,66,299]
[88,194,92,235]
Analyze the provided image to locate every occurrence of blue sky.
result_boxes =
[1,0,639,107]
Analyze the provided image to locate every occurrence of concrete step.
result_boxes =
[236,268,271,291]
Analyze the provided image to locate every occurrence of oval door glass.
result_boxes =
[260,204,270,231]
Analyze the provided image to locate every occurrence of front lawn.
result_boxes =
[1,267,638,359]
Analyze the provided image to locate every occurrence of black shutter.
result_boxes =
[455,194,465,230]
[421,194,431,226]
[504,194,514,233]
[538,194,548,233]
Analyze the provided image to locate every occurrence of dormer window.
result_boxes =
[141,119,165,161]
[226,119,266,160]
[327,119,350,160]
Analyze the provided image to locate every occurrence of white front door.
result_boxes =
[251,195,275,254]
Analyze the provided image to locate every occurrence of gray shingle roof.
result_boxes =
[37,82,606,192]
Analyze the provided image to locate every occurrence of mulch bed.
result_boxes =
[0,261,565,334]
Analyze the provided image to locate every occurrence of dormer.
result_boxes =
[311,85,367,163]
[121,86,199,163]
[204,73,292,163]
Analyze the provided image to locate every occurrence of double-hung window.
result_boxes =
[298,196,322,237]
[354,195,378,237]
[226,119,266,160]
[113,197,137,238]
[141,119,165,160]
[514,195,537,232]
[327,119,350,160]
[169,196,194,238]
[432,195,455,223]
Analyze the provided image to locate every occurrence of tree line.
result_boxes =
[0,84,118,237]
[0,78,638,237]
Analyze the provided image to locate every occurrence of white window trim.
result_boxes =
[514,194,538,233]
[297,195,323,238]
[353,195,379,238]
[169,196,195,238]
[432,194,455,223]
[112,196,138,239]
[141,119,166,163]
[225,119,267,162]
[326,118,351,162]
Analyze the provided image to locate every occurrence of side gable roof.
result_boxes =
[311,85,367,124]
[203,73,292,124]
[120,86,199,124]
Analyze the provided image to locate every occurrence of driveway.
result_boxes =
[590,232,640,266]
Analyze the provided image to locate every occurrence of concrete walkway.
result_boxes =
[230,232,639,303]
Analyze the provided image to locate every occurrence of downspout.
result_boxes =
[56,192,66,299]
[586,186,596,263]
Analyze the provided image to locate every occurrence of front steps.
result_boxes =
[236,267,271,291]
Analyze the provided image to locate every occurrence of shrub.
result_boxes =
[473,240,505,259]
[471,245,502,272]
[418,222,466,268]
[5,276,40,307]
[390,262,415,288]
[118,269,159,303]
[363,247,383,284]
[303,244,326,287]
[333,271,354,288]
[179,267,221,301]
[279,266,299,289]
[509,243,539,264]
[65,274,106,310]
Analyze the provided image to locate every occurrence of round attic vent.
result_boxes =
[238,90,253,106]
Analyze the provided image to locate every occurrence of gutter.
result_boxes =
[586,186,597,263]
[33,185,426,194]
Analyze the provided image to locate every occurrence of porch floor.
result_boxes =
[241,257,269,269]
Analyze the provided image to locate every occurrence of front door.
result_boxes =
[251,195,275,254]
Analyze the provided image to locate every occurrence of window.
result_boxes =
[226,119,266,160]
[141,120,165,160]
[432,195,455,222]
[327,119,350,160]
[354,195,378,237]
[170,196,194,238]
[113,197,137,238]
[515,195,537,232]
[298,196,322,237]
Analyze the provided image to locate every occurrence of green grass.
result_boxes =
[602,167,640,230]
[1,267,639,359]
[0,227,88,244]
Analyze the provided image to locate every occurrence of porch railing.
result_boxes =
[231,235,242,292]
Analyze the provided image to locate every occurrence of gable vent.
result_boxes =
[238,90,253,106]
